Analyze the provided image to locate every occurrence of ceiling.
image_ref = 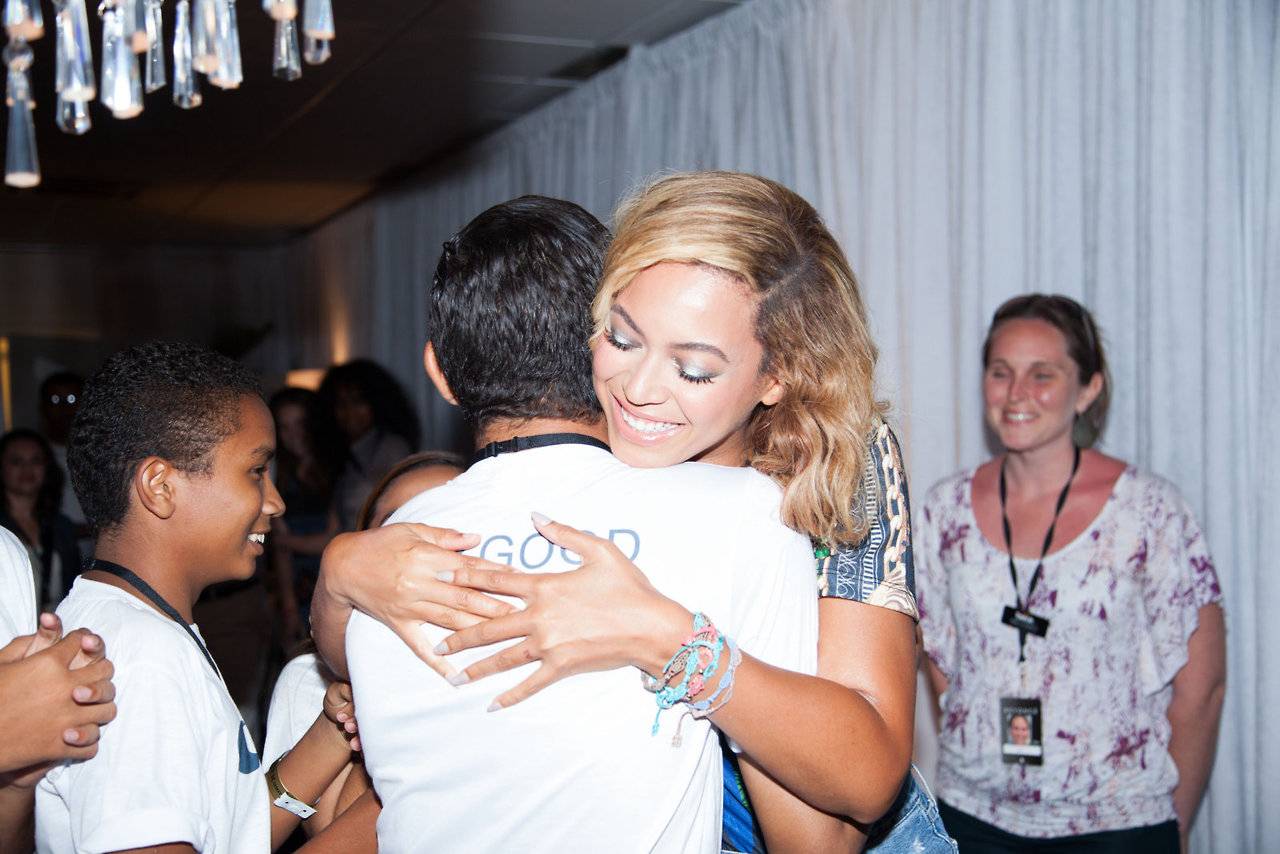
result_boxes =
[0,0,742,248]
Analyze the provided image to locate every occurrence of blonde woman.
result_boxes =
[315,173,953,852]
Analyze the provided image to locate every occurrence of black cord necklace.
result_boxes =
[471,432,609,465]
[998,444,1081,662]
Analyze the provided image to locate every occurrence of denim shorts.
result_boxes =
[865,768,959,854]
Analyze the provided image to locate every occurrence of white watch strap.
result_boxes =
[273,791,317,820]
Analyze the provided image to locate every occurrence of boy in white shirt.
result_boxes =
[36,342,358,854]
[319,197,819,852]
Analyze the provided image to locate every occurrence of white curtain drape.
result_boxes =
[289,1,1277,849]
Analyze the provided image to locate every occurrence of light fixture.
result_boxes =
[2,0,338,188]
[171,0,201,107]
[4,38,39,187]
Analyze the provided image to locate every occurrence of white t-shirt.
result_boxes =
[0,526,37,646]
[347,443,818,854]
[36,577,270,854]
[263,653,330,768]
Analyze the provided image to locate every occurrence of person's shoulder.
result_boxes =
[629,460,781,500]
[58,580,205,673]
[277,652,328,695]
[1115,464,1202,524]
[922,466,976,513]
[0,526,29,582]
[387,467,476,525]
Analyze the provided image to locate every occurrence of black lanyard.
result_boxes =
[87,558,223,680]
[471,432,609,465]
[998,444,1080,659]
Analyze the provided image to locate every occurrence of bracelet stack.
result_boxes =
[643,612,739,737]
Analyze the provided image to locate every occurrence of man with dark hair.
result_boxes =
[321,197,818,852]
[428,194,606,427]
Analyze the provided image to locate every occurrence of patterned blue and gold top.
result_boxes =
[816,419,918,619]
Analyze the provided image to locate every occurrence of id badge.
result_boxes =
[1001,605,1050,637]
[1000,697,1043,765]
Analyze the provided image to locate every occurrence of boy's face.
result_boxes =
[175,395,285,584]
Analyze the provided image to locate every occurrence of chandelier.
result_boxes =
[3,0,336,188]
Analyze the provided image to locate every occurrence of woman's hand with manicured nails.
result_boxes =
[433,512,692,709]
[313,522,519,679]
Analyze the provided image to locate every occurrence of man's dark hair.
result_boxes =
[68,341,261,533]
[429,195,608,427]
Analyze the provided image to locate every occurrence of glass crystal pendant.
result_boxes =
[209,0,241,89]
[99,2,143,118]
[143,0,164,91]
[272,17,299,80]
[300,0,331,40]
[171,0,201,107]
[54,0,96,102]
[191,0,216,72]
[117,0,148,53]
[3,0,44,41]
[302,34,327,65]
[4,39,39,188]
[56,92,91,133]
[263,0,294,21]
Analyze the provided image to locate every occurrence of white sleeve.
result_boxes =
[725,483,819,677]
[48,656,219,853]
[263,654,330,767]
[0,527,37,646]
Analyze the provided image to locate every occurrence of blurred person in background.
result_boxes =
[269,388,345,645]
[1,428,80,610]
[38,372,92,552]
[316,360,421,534]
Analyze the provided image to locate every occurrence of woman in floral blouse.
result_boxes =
[918,294,1225,853]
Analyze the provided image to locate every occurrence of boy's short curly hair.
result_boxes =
[69,341,261,533]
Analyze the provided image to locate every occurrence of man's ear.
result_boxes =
[134,457,177,521]
[423,342,459,407]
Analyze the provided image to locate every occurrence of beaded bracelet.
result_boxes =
[649,613,726,736]
[689,637,741,719]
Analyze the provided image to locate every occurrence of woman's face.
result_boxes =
[275,402,311,459]
[592,262,783,469]
[333,384,375,442]
[983,317,1099,454]
[1,437,47,498]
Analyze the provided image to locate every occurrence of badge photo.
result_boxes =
[1000,697,1043,766]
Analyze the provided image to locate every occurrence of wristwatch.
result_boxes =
[267,753,317,820]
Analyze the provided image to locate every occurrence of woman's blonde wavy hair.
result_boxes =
[594,171,884,545]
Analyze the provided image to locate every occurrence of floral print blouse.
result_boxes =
[917,466,1221,838]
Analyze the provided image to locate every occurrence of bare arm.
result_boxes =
[0,781,34,853]
[923,653,948,727]
[1167,603,1226,842]
[268,681,363,848]
[713,599,916,825]
[295,788,380,854]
